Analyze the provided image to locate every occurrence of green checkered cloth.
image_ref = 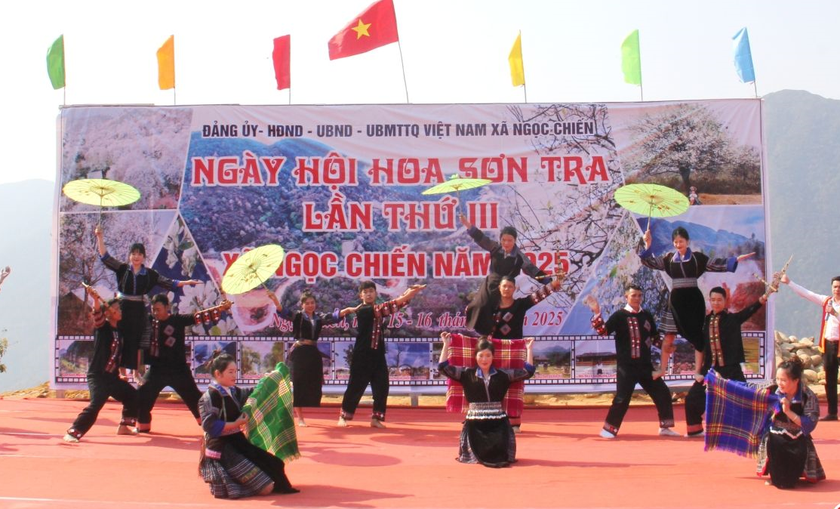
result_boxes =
[242,362,300,462]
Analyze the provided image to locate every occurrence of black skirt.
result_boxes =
[119,300,149,370]
[288,344,323,407]
[669,287,706,351]
[766,431,808,489]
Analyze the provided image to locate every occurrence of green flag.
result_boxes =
[621,29,641,85]
[47,35,65,90]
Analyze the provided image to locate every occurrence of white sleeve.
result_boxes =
[787,280,828,307]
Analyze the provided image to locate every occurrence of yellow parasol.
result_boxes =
[614,183,689,231]
[422,175,492,213]
[221,244,285,295]
[63,178,141,225]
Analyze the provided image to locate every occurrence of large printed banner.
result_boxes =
[53,100,770,390]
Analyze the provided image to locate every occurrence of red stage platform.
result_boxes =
[0,398,837,508]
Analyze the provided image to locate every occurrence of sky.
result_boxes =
[1,0,839,186]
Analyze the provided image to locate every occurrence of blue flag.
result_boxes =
[732,27,755,83]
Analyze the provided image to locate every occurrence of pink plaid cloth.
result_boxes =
[445,333,526,419]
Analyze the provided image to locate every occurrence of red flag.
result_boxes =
[272,35,291,90]
[328,0,399,60]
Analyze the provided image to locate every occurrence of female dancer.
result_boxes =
[757,357,825,489]
[198,352,298,499]
[438,332,535,467]
[639,226,753,378]
[268,290,356,426]
[460,214,549,335]
[95,225,199,373]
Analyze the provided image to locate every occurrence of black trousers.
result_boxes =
[69,372,138,437]
[824,341,838,415]
[685,365,746,426]
[604,363,674,433]
[137,365,202,425]
[340,350,389,420]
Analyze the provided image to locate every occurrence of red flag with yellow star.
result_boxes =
[328,0,399,60]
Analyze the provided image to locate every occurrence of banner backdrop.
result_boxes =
[53,100,769,391]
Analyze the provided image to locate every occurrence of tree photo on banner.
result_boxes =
[53,99,770,391]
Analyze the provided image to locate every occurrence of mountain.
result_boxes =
[0,179,54,391]
[764,90,840,339]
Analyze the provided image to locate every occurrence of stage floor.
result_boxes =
[0,398,838,508]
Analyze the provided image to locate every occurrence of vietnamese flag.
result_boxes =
[328,0,399,60]
[272,35,291,90]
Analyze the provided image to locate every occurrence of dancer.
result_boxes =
[136,294,230,433]
[684,287,767,437]
[780,273,840,421]
[64,295,138,442]
[757,358,825,488]
[639,226,753,378]
[586,285,677,438]
[268,290,356,426]
[198,352,298,499]
[95,225,200,373]
[439,332,535,467]
[460,214,549,335]
[338,282,425,428]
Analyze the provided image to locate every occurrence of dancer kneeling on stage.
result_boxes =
[198,352,298,499]
[757,357,825,489]
[586,285,677,438]
[438,332,535,467]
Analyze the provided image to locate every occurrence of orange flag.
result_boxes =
[328,0,399,60]
[157,35,175,90]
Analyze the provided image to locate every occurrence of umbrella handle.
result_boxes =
[646,202,653,233]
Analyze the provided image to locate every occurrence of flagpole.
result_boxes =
[390,2,409,103]
[396,41,410,103]
[519,30,527,104]
[173,87,177,106]
[752,81,758,98]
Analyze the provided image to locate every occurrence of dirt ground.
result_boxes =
[696,193,762,205]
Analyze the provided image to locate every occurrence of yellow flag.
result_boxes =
[157,35,175,90]
[508,33,525,87]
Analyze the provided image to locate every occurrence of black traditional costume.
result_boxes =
[198,382,295,498]
[277,307,340,408]
[638,246,738,351]
[439,360,535,467]
[591,305,675,435]
[464,225,548,335]
[756,384,825,488]
[339,298,407,422]
[65,316,137,440]
[136,313,204,431]
[101,252,181,370]
[685,300,762,431]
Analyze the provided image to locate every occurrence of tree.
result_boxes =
[628,104,731,192]
[0,336,7,373]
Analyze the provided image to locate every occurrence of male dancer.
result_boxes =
[781,273,840,421]
[587,285,678,438]
[338,282,425,428]
[64,296,138,442]
[684,287,768,437]
[135,294,230,433]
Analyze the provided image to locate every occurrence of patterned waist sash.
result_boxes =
[117,293,146,302]
[466,402,506,420]
[672,278,699,289]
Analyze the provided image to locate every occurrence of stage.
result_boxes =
[0,398,837,508]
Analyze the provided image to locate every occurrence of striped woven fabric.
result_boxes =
[704,369,777,458]
[242,362,300,462]
[445,333,526,418]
